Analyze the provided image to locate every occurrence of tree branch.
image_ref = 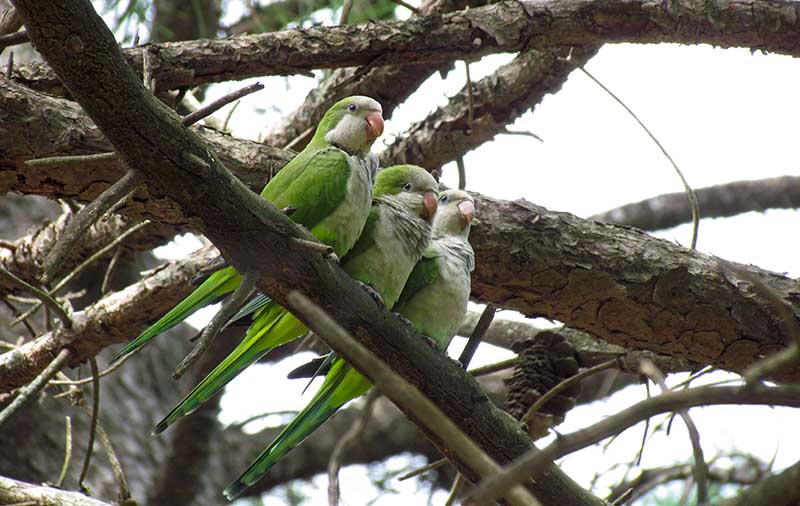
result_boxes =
[12,2,604,504]
[592,175,800,231]
[0,475,115,506]
[11,0,800,94]
[379,46,598,171]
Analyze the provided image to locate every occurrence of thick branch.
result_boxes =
[592,175,800,231]
[11,0,800,94]
[470,193,800,380]
[379,45,597,170]
[719,458,800,506]
[264,0,488,150]
[13,3,605,505]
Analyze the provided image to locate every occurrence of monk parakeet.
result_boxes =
[288,189,475,377]
[111,96,384,364]
[394,189,475,351]
[223,164,439,500]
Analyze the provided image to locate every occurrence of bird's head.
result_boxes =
[312,96,384,155]
[374,165,439,221]
[432,190,474,238]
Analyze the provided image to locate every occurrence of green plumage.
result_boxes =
[223,165,439,499]
[110,96,382,365]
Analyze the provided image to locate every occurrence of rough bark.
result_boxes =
[470,193,800,380]
[10,0,800,94]
[592,175,800,231]
[264,0,489,150]
[13,3,604,505]
[2,71,798,384]
[378,45,598,171]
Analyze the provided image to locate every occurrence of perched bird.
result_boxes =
[111,96,384,364]
[288,189,475,376]
[223,164,439,500]
[394,189,475,352]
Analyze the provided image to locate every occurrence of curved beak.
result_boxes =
[421,191,438,221]
[457,199,475,229]
[365,111,384,141]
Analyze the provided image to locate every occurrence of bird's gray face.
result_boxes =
[325,97,384,155]
[432,190,474,237]
[396,170,439,222]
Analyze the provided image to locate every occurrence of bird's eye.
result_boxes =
[402,182,412,191]
[347,103,358,112]
[439,195,448,203]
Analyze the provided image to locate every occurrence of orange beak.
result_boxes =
[365,111,384,141]
[421,191,438,221]
[457,199,475,229]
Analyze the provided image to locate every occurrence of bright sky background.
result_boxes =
[137,1,800,504]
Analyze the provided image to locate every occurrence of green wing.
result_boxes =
[395,246,441,308]
[262,147,351,231]
[340,205,379,262]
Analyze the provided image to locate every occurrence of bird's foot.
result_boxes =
[413,332,442,352]
[356,280,384,308]
[391,311,416,332]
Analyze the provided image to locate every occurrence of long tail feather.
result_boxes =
[153,303,308,434]
[111,267,241,363]
[224,360,371,500]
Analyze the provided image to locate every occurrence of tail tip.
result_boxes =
[223,481,247,501]
[152,420,169,435]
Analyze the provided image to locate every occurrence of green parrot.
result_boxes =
[394,189,475,351]
[111,96,385,364]
[223,164,439,500]
[287,189,475,378]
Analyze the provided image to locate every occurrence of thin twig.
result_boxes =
[0,348,71,428]
[50,220,150,296]
[41,169,143,283]
[457,304,496,368]
[640,359,708,505]
[456,156,467,190]
[328,390,379,506]
[101,248,122,295]
[181,82,264,127]
[284,126,314,151]
[611,487,634,506]
[444,473,465,506]
[0,29,28,51]
[500,128,544,143]
[54,416,73,488]
[222,99,241,132]
[397,457,449,481]
[287,291,540,506]
[635,381,651,466]
[468,357,520,377]
[78,358,100,493]
[23,152,117,169]
[5,50,12,78]
[291,236,335,257]
[0,296,36,338]
[465,383,800,506]
[522,358,619,425]
[0,267,71,328]
[465,61,474,127]
[579,66,700,250]
[339,0,354,24]
[172,275,256,379]
[386,0,419,13]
